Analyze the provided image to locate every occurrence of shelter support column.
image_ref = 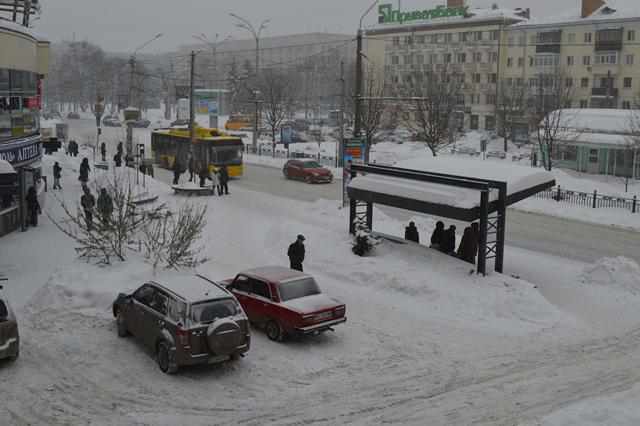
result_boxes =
[349,198,357,234]
[366,202,373,231]
[495,187,507,274]
[477,190,489,276]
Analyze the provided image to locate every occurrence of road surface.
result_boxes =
[66,118,640,265]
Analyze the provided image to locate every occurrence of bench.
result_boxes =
[172,184,216,196]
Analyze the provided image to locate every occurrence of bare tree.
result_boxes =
[359,68,386,163]
[402,68,464,156]
[529,68,576,171]
[496,79,529,152]
[258,68,294,154]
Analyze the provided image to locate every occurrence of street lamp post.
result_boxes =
[229,14,269,79]
[193,33,232,89]
[354,0,379,139]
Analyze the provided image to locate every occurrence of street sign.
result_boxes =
[344,138,364,161]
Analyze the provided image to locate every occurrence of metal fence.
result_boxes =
[535,186,638,213]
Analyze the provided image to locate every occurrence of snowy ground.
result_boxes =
[1,147,640,424]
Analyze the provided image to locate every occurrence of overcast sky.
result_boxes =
[37,0,573,53]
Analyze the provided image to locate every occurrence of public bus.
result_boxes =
[151,127,244,178]
[224,114,253,131]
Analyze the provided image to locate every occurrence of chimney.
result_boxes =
[582,0,605,18]
[447,0,465,8]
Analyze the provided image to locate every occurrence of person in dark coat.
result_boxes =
[404,221,419,243]
[81,186,96,230]
[96,188,113,224]
[198,164,211,188]
[457,227,476,264]
[78,158,90,186]
[430,221,445,250]
[70,140,78,157]
[100,142,106,162]
[287,234,306,272]
[219,165,229,195]
[25,186,41,227]
[113,152,122,167]
[442,225,456,254]
[172,159,182,185]
[53,161,62,190]
[117,142,123,156]
[188,155,196,183]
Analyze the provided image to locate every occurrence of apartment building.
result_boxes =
[366,0,640,131]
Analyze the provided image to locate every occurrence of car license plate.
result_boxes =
[208,354,230,364]
[316,312,332,321]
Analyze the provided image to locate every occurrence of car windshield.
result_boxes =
[0,300,7,320]
[302,161,321,169]
[278,277,321,302]
[190,299,239,324]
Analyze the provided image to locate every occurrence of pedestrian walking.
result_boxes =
[100,142,106,162]
[442,225,457,255]
[69,140,78,157]
[456,227,476,264]
[81,186,96,230]
[78,157,90,186]
[113,152,122,167]
[172,159,182,185]
[53,161,62,190]
[219,165,229,195]
[25,186,41,227]
[404,221,420,243]
[117,142,123,156]
[198,164,211,188]
[287,234,306,272]
[96,188,113,224]
[188,155,196,183]
[430,221,445,250]
[210,167,220,195]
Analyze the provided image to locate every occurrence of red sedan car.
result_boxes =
[223,266,346,341]
[283,160,333,184]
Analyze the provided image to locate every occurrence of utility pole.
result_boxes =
[353,28,363,138]
[128,56,135,107]
[189,51,196,152]
[339,60,346,168]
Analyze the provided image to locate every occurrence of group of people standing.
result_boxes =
[405,220,480,265]
[173,156,230,196]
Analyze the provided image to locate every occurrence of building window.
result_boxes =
[391,56,399,65]
[489,73,497,84]
[628,30,636,41]
[507,57,513,67]
[490,30,499,41]
[485,115,496,130]
[444,33,453,43]
[473,52,482,63]
[416,54,424,64]
[473,73,481,84]
[565,77,573,87]
[429,54,438,64]
[457,53,466,63]
[626,54,634,65]
[516,77,524,86]
[623,101,632,109]
[529,78,538,87]
[430,34,438,44]
[583,55,591,66]
[392,37,400,46]
[568,33,576,43]
[624,77,632,88]
[444,53,452,64]
[581,77,589,88]
[506,77,513,86]
[461,32,469,42]
[490,52,498,63]
[404,36,413,45]
[589,149,598,163]
[584,32,592,43]
[486,95,497,105]
[595,52,618,65]
[416,35,426,44]
[474,31,483,41]
[518,57,524,67]
[567,56,574,66]
[470,115,479,130]
[580,99,588,108]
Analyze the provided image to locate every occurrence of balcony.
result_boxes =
[591,87,619,97]
[595,28,623,51]
[535,30,562,54]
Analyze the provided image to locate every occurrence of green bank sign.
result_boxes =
[378,4,468,25]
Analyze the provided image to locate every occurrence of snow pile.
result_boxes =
[580,257,640,296]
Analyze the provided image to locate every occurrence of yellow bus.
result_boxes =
[224,114,253,131]
[151,127,244,177]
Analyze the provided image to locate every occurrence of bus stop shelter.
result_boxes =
[346,158,555,275]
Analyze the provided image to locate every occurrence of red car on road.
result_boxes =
[283,160,333,184]
[223,266,346,341]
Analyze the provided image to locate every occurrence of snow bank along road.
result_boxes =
[2,149,640,425]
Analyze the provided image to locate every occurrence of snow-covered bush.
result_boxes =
[351,217,381,256]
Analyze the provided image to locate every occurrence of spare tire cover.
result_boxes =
[206,318,243,356]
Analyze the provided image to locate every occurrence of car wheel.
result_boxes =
[305,176,313,184]
[116,310,129,337]
[265,320,284,342]
[8,348,19,362]
[283,169,289,179]
[157,342,177,374]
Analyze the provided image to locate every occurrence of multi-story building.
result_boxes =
[366,0,640,132]
[0,10,50,236]
[364,0,530,131]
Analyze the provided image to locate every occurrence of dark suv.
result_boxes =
[0,283,19,362]
[112,274,250,374]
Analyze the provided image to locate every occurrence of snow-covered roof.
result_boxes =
[348,157,554,209]
[541,109,639,147]
[152,274,230,303]
[0,18,48,42]
[515,0,640,28]
[0,159,16,174]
